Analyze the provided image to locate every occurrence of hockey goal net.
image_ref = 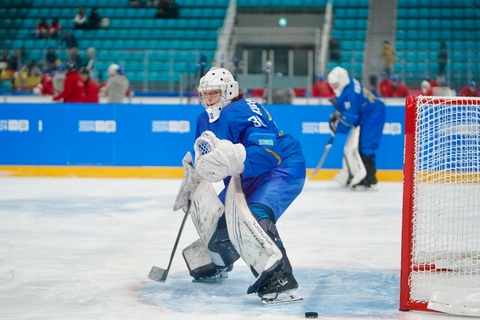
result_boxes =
[400,96,480,316]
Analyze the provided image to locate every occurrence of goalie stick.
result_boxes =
[148,210,189,283]
[308,134,335,179]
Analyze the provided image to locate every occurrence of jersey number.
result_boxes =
[248,115,267,128]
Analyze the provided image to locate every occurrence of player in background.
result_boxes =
[100,64,130,103]
[327,66,386,190]
[79,66,99,103]
[52,63,66,95]
[384,74,409,98]
[311,75,335,98]
[459,80,479,97]
[420,80,433,96]
[378,71,391,97]
[52,61,85,103]
[185,67,306,303]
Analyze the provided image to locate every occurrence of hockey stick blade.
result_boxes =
[148,210,190,283]
[308,135,335,179]
[148,265,168,282]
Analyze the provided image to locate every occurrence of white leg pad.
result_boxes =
[334,126,366,187]
[182,239,216,273]
[188,179,225,254]
[224,176,282,278]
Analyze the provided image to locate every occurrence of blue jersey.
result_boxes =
[335,77,386,156]
[195,98,306,221]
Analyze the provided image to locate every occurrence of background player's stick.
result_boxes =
[308,135,335,180]
[148,210,189,283]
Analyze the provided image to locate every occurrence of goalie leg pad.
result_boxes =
[188,179,225,248]
[334,126,366,187]
[183,239,234,282]
[224,176,283,293]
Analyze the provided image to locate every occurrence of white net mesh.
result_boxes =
[409,97,480,303]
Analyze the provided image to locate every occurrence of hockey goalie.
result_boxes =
[327,66,386,190]
[173,67,306,305]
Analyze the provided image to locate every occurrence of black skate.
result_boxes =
[192,264,233,283]
[257,271,302,305]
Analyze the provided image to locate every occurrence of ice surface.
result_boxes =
[0,177,469,319]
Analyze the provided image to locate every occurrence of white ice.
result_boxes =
[0,177,470,320]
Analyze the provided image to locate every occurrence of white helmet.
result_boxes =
[421,80,431,94]
[328,66,350,97]
[107,63,119,76]
[197,67,239,123]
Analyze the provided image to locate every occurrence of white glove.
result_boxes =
[194,131,246,182]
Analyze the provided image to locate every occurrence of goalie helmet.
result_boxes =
[328,66,350,97]
[197,67,239,123]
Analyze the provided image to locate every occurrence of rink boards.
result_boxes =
[0,102,405,180]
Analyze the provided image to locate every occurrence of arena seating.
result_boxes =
[330,0,369,80]
[395,0,479,89]
[1,0,479,94]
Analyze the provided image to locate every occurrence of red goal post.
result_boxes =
[400,96,480,316]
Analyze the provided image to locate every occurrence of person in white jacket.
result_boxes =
[102,64,130,103]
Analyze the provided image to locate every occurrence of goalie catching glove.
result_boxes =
[194,130,246,182]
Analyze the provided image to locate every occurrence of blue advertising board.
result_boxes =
[0,103,405,175]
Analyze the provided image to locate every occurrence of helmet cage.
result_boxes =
[197,68,239,122]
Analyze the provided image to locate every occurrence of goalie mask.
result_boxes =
[197,67,239,123]
[328,66,350,98]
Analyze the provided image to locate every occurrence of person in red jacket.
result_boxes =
[52,61,85,102]
[378,72,391,97]
[79,67,99,103]
[459,81,479,97]
[384,74,409,97]
[312,75,335,97]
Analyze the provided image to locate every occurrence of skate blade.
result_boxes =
[351,184,378,191]
[261,290,303,306]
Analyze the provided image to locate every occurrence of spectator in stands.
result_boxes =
[84,47,96,75]
[198,52,207,78]
[380,40,396,76]
[384,75,408,98]
[0,49,9,72]
[53,61,85,102]
[329,38,340,62]
[155,0,179,19]
[49,18,62,39]
[35,18,49,39]
[6,50,20,74]
[459,81,479,97]
[44,47,58,73]
[420,80,432,96]
[312,75,335,98]
[101,64,130,103]
[438,40,448,83]
[89,7,102,30]
[59,31,79,56]
[33,72,54,96]
[52,63,67,94]
[79,66,99,103]
[378,72,391,97]
[68,47,83,69]
[74,7,89,30]
[14,59,43,90]
[18,59,42,78]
